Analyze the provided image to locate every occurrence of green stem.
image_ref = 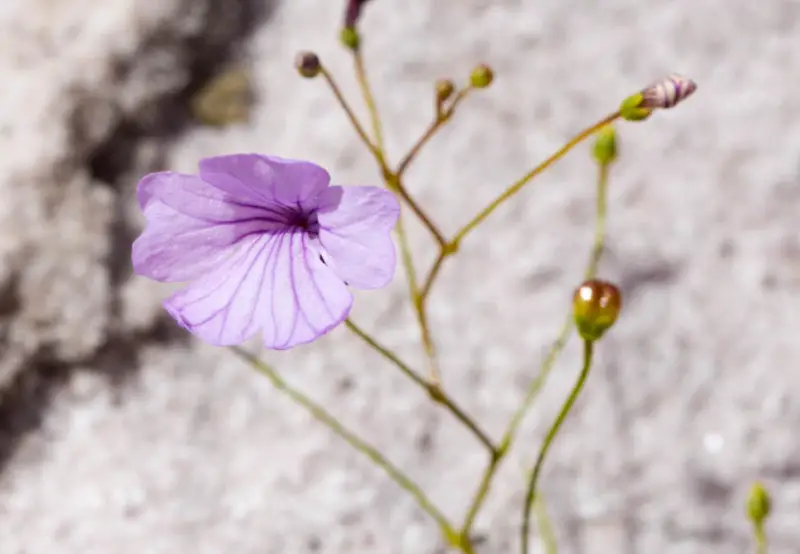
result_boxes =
[421,114,618,306]
[345,319,497,455]
[453,112,620,247]
[503,157,611,447]
[754,522,767,554]
[319,67,380,160]
[346,48,446,386]
[455,150,614,538]
[420,249,447,300]
[387,172,447,247]
[460,452,501,541]
[456,316,574,548]
[395,211,420,298]
[229,346,456,541]
[503,313,574,451]
[535,494,558,554]
[354,49,386,157]
[346,46,448,390]
[521,340,595,554]
[586,162,610,280]
[413,294,443,386]
[345,318,427,389]
[348,42,445,247]
[397,87,473,178]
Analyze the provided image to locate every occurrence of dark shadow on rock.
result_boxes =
[0,0,277,477]
[89,0,276,292]
[616,260,681,303]
[0,313,190,473]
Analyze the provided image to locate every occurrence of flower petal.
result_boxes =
[199,154,331,211]
[132,172,285,282]
[163,230,353,349]
[315,186,400,289]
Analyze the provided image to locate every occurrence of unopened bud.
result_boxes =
[620,73,697,121]
[592,125,618,165]
[294,51,321,78]
[435,79,455,104]
[573,279,622,341]
[640,73,697,109]
[344,0,373,29]
[470,64,494,89]
[340,26,360,51]
[747,481,772,525]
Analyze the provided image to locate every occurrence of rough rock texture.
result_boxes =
[1,0,800,553]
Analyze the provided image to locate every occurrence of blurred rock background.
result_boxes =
[1,0,799,553]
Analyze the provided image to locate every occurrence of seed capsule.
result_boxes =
[294,51,321,79]
[435,79,455,104]
[470,64,494,89]
[572,279,622,341]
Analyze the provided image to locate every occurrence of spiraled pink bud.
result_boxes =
[640,73,697,109]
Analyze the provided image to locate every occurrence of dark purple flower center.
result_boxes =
[286,208,320,238]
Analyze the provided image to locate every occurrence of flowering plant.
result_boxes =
[130,2,771,553]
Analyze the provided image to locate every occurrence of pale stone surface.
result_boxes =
[1,0,800,553]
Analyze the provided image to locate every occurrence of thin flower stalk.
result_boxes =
[345,319,497,455]
[397,87,474,178]
[534,494,559,554]
[456,154,613,534]
[521,340,595,554]
[417,112,620,306]
[395,211,421,298]
[354,49,386,155]
[586,151,612,280]
[345,45,447,384]
[320,66,382,161]
[343,47,423,323]
[385,171,448,247]
[453,112,621,247]
[229,346,457,543]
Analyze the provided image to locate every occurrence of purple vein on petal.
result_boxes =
[236,231,278,344]
[284,231,302,349]
[292,235,317,343]
[252,230,282,345]
[268,231,285,345]
[214,234,272,343]
[171,237,263,320]
[180,236,264,333]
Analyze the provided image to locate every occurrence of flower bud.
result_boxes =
[640,73,697,109]
[435,79,455,104]
[573,279,622,341]
[294,51,321,78]
[469,64,494,89]
[344,0,373,29]
[619,93,653,122]
[620,73,697,121]
[592,125,618,166]
[340,26,361,51]
[747,481,772,525]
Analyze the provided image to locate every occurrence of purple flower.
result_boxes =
[132,154,400,350]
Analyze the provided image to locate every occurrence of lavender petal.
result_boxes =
[132,172,281,282]
[315,185,400,289]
